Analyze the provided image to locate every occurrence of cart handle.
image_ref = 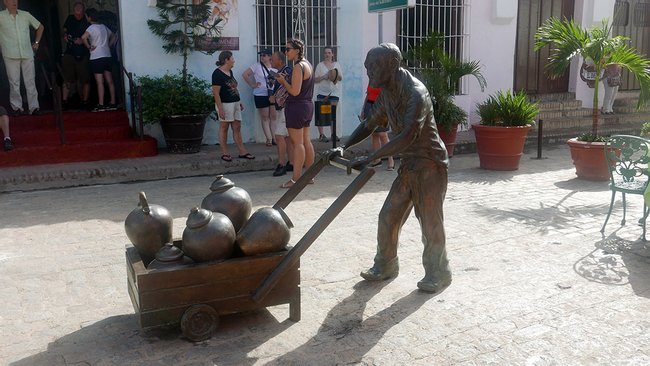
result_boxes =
[254,166,376,303]
[273,149,364,211]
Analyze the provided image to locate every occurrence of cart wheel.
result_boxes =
[180,304,219,341]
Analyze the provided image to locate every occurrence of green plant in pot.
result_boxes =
[474,90,540,170]
[143,0,221,153]
[534,17,650,180]
[403,32,486,157]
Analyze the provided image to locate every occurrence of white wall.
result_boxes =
[337,4,398,138]
[465,0,519,124]
[121,0,265,144]
[572,0,616,109]
[122,1,617,142]
[122,0,383,143]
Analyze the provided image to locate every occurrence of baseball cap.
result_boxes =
[258,48,272,56]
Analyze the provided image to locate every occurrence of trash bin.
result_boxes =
[315,100,332,127]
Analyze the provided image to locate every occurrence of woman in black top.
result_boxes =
[212,51,254,161]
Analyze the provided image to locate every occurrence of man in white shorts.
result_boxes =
[270,51,293,176]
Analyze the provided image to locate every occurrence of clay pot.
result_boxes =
[148,243,194,270]
[201,175,252,232]
[182,207,236,262]
[125,192,173,264]
[236,207,294,256]
[473,124,532,171]
[567,138,609,181]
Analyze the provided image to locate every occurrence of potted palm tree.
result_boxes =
[534,17,650,180]
[143,0,221,153]
[474,90,540,170]
[404,32,486,157]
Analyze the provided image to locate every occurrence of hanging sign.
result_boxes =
[368,0,416,13]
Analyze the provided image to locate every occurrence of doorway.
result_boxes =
[0,0,122,112]
[612,0,650,91]
[514,0,575,94]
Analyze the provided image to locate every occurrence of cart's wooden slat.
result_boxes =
[138,266,298,311]
[138,271,299,329]
[127,271,140,311]
[126,246,147,276]
[131,251,289,291]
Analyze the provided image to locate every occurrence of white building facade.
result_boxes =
[119,0,624,144]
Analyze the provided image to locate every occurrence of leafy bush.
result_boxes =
[434,96,468,133]
[138,73,214,124]
[477,90,539,127]
[577,132,608,142]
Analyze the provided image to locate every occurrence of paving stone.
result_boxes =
[2,145,650,364]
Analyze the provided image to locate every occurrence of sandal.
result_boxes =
[281,179,296,188]
[238,153,256,159]
[308,178,315,184]
[266,140,273,147]
[221,154,232,162]
[387,166,395,171]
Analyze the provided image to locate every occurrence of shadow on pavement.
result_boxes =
[265,280,438,365]
[473,199,608,235]
[554,178,609,192]
[12,309,293,366]
[573,233,650,299]
[448,168,517,185]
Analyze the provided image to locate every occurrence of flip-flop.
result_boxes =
[281,179,296,188]
[238,153,255,159]
[221,154,232,162]
[387,165,395,171]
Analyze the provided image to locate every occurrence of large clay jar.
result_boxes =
[124,192,173,264]
[182,207,236,262]
[147,243,194,270]
[201,175,252,232]
[236,207,294,256]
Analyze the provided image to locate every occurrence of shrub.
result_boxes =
[477,90,539,127]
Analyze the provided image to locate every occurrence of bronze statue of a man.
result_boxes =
[344,43,451,293]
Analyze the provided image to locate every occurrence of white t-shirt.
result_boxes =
[247,62,277,97]
[86,23,113,60]
[314,61,342,97]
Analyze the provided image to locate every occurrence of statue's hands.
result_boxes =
[348,156,369,170]
[326,146,344,158]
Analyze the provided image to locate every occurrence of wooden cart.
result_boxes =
[126,151,375,341]
[126,244,299,341]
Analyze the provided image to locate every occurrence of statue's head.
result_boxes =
[364,43,401,89]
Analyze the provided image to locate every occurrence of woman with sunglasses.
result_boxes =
[275,39,315,188]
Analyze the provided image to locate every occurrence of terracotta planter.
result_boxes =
[437,122,458,158]
[566,138,609,181]
[473,124,532,171]
[160,114,208,154]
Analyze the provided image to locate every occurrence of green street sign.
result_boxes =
[368,0,415,13]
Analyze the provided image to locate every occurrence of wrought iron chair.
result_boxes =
[601,135,650,240]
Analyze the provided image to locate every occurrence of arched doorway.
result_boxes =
[514,0,575,94]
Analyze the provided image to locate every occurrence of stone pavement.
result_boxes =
[1,144,650,365]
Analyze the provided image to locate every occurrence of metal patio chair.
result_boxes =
[601,135,650,240]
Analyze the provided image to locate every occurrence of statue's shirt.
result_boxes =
[368,68,449,167]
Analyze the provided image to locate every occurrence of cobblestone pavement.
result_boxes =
[1,145,650,365]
